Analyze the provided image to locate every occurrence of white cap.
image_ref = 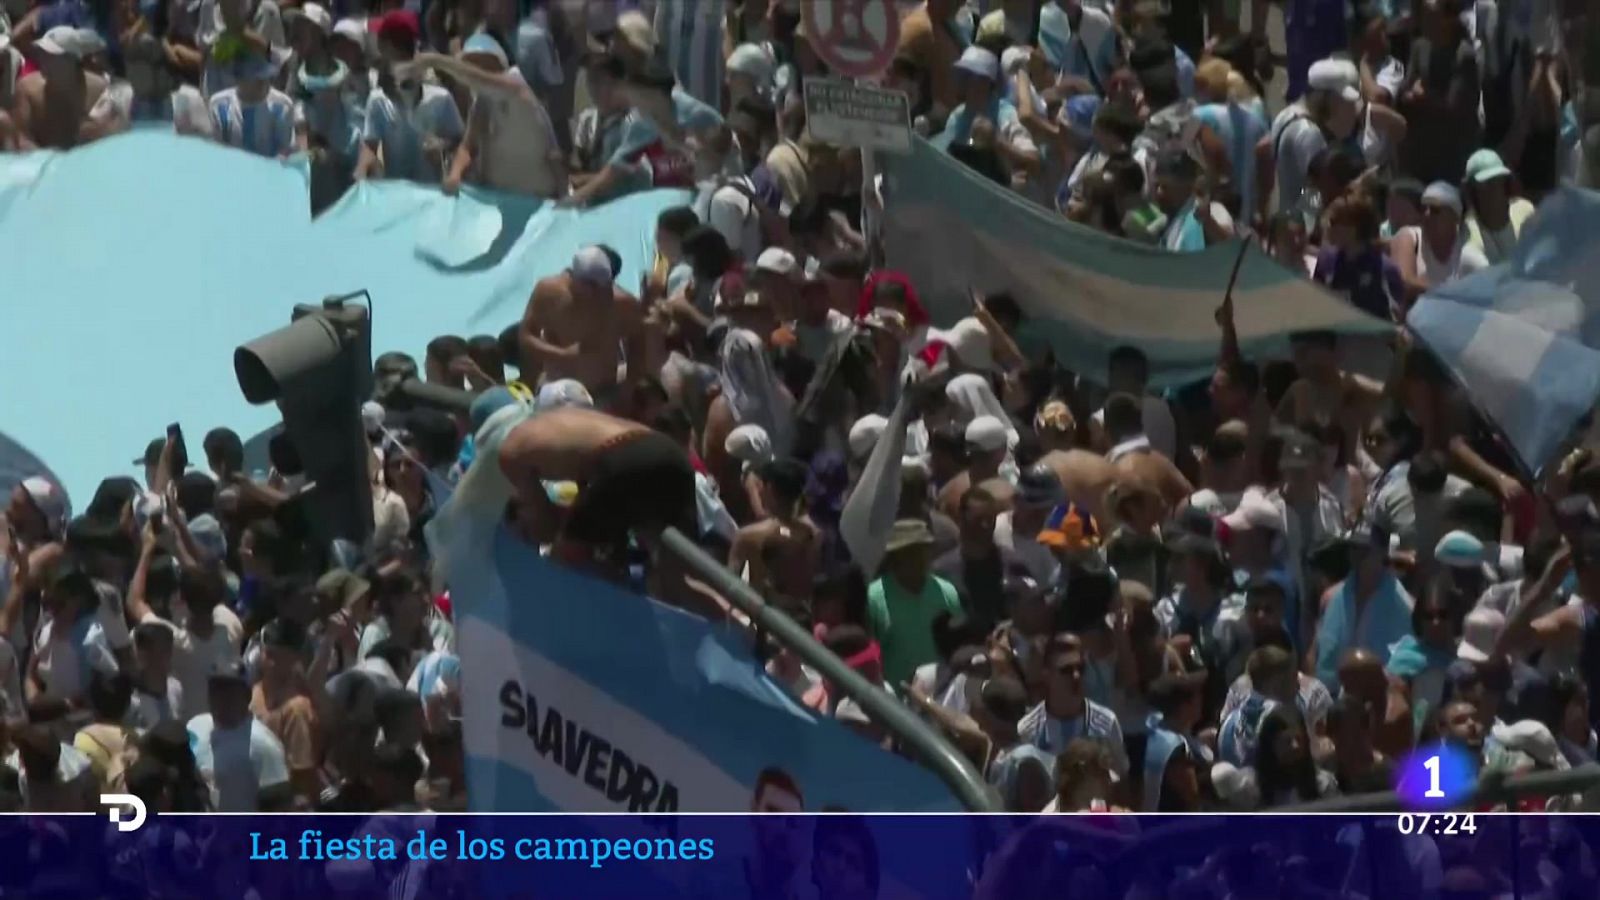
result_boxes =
[725,424,774,465]
[288,2,333,34]
[20,476,68,537]
[954,46,1000,82]
[1307,58,1360,103]
[1458,608,1507,662]
[35,26,105,59]
[1422,181,1463,216]
[937,317,997,372]
[615,10,657,54]
[726,42,775,84]
[1221,487,1283,533]
[569,245,614,286]
[848,414,888,460]
[755,247,798,279]
[535,379,594,412]
[332,17,369,48]
[1187,489,1227,517]
[966,415,1009,453]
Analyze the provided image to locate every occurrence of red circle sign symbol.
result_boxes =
[801,0,902,79]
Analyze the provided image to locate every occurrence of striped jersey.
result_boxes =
[1017,697,1129,777]
[654,0,725,111]
[209,86,297,157]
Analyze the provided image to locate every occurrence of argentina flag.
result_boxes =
[1408,187,1600,476]
[881,138,1393,389]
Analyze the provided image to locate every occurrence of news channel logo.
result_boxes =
[100,794,148,832]
[1395,743,1478,809]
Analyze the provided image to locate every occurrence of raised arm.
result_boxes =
[404,52,530,101]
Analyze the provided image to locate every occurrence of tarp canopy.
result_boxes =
[1409,187,1600,477]
[881,137,1393,388]
[0,132,687,504]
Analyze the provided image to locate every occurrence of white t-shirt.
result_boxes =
[363,83,465,183]
[186,714,290,812]
[32,614,118,702]
[143,612,240,721]
[694,176,763,262]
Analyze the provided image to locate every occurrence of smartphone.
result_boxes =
[167,422,189,474]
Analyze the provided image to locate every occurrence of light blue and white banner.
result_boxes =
[1409,187,1600,476]
[0,132,687,502]
[430,409,962,813]
[881,138,1394,388]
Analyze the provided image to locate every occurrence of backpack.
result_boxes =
[79,723,140,793]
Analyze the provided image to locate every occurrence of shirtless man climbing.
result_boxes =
[11,27,113,151]
[498,405,717,618]
[518,245,652,409]
[399,33,566,198]
[727,459,821,611]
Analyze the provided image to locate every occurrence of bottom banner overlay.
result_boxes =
[9,812,1597,899]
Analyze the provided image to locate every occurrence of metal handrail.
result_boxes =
[1282,763,1600,812]
[660,527,1002,812]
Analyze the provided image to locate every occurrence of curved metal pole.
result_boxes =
[660,527,1001,812]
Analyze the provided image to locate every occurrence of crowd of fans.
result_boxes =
[0,0,1598,831]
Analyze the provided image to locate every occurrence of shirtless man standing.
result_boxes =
[399,33,566,198]
[1103,393,1193,510]
[12,27,113,151]
[518,245,651,409]
[498,405,714,617]
[727,459,821,611]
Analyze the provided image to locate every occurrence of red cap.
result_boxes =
[377,10,420,47]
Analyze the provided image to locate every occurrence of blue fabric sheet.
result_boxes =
[0,132,688,503]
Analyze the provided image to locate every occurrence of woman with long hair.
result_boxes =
[1255,705,1337,806]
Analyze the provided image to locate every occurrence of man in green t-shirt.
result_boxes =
[867,520,964,686]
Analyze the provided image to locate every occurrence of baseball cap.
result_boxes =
[34,26,105,59]
[134,437,165,468]
[1457,607,1506,662]
[332,17,370,48]
[461,31,508,68]
[1306,57,1359,102]
[569,245,614,287]
[376,10,420,47]
[1016,464,1066,509]
[755,247,799,279]
[1422,181,1463,216]
[965,415,1010,453]
[1221,488,1282,533]
[534,379,595,412]
[21,476,69,537]
[1434,530,1486,569]
[847,414,887,460]
[954,46,1000,82]
[1464,148,1513,184]
[286,2,332,34]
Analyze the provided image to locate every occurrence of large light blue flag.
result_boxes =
[429,407,961,813]
[1409,187,1600,476]
[881,138,1393,388]
[0,132,687,503]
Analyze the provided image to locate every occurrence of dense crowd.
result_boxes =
[0,0,1597,827]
